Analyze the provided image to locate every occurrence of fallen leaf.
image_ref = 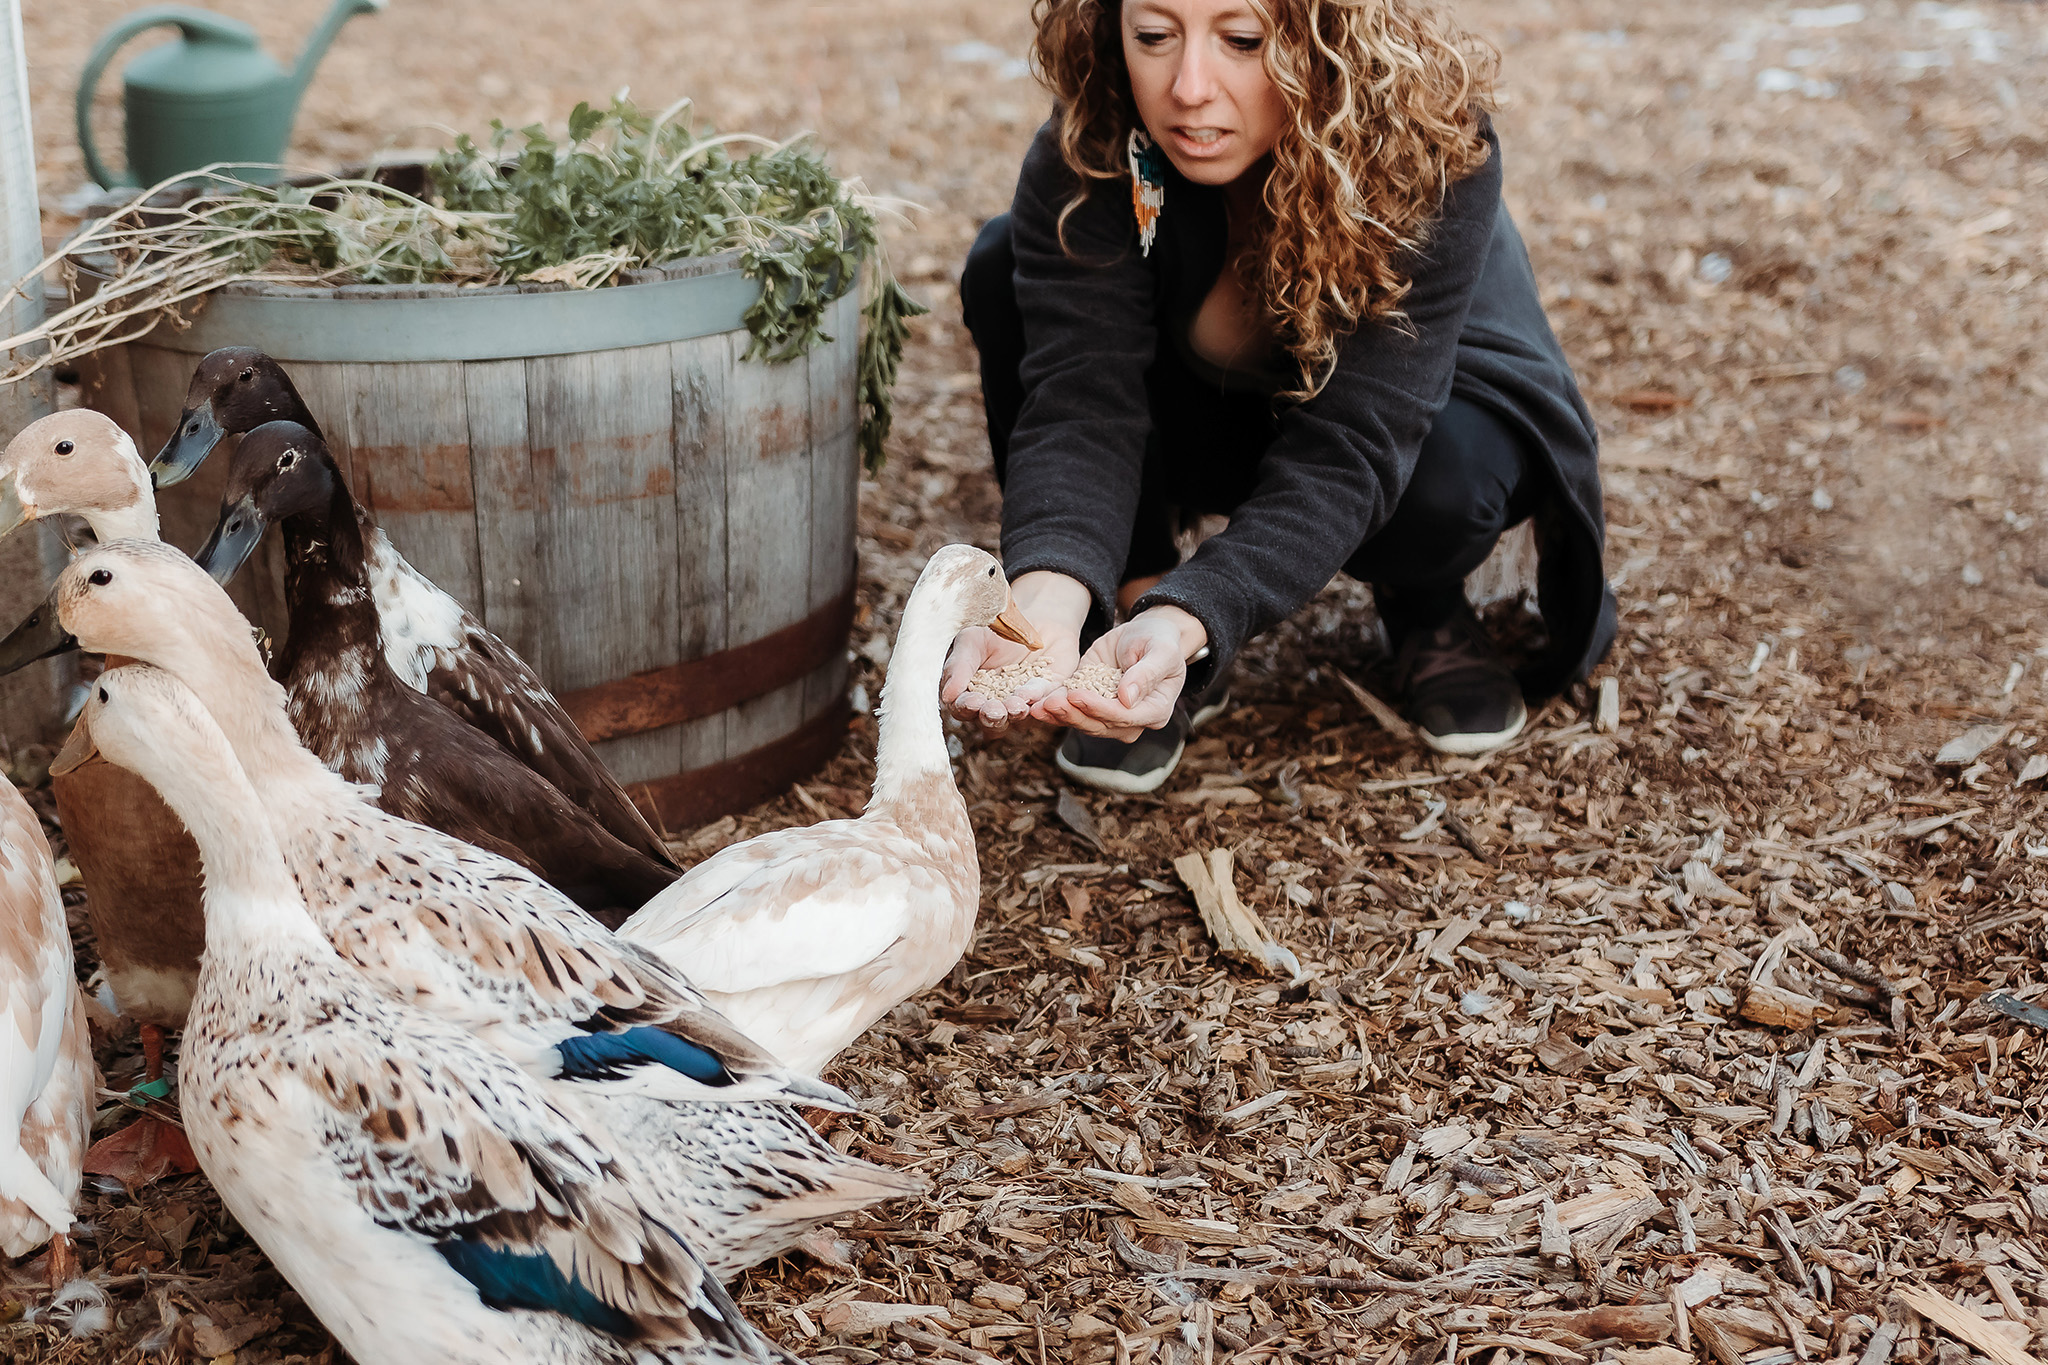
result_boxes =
[83,1116,198,1191]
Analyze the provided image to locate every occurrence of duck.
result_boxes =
[45,540,923,1275]
[0,776,96,1288]
[0,411,207,1103]
[192,422,676,922]
[622,543,1042,1076]
[150,347,679,870]
[0,411,670,925]
[67,662,799,1365]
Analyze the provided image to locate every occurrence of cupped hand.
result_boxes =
[941,625,1081,733]
[940,570,1094,736]
[1032,608,1197,742]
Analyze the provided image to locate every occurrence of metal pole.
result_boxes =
[0,0,67,759]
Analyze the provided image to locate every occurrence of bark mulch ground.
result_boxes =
[7,0,2047,1361]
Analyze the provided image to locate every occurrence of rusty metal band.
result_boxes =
[626,703,851,832]
[559,588,856,744]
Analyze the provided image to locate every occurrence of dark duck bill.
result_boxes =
[0,586,78,676]
[193,420,331,587]
[150,347,318,489]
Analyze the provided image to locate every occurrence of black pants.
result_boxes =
[961,212,1539,635]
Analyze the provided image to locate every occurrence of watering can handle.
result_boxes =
[75,7,262,189]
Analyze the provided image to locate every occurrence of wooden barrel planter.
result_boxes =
[74,252,859,831]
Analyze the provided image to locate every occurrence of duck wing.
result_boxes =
[622,821,967,1002]
[350,682,675,926]
[315,807,847,1109]
[368,538,678,870]
[273,1002,758,1350]
[0,784,92,1242]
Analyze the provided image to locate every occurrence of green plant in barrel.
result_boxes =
[5,96,923,471]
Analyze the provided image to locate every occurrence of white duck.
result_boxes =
[0,778,95,1287]
[623,544,1041,1075]
[47,540,921,1274]
[0,410,208,1046]
[67,663,795,1365]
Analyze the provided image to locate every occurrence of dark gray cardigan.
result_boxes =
[996,116,1616,698]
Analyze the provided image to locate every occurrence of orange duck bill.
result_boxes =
[988,595,1044,651]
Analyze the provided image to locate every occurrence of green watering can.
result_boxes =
[75,0,386,189]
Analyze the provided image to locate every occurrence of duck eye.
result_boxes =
[238,369,255,383]
[87,568,112,586]
[278,450,298,471]
[97,687,108,703]
[55,440,73,456]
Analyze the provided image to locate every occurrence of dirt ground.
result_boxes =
[8,0,2048,1362]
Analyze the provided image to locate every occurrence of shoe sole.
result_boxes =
[1056,734,1187,795]
[1416,705,1527,757]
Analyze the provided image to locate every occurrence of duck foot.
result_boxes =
[44,1233,78,1291]
[82,1115,197,1192]
[140,1023,166,1083]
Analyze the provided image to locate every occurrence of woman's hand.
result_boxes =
[941,571,1090,734]
[1033,605,1208,742]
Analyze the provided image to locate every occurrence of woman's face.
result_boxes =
[1121,0,1286,188]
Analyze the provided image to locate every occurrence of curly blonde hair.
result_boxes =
[1031,0,1498,395]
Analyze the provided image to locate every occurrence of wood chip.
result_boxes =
[1596,675,1621,732]
[1935,724,2011,765]
[1895,1286,2045,1365]
[1331,667,1415,740]
[1173,848,1305,981]
[1740,982,1824,1030]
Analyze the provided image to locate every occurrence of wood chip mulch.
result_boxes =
[9,0,2048,1361]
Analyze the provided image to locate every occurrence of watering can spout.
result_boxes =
[288,0,388,103]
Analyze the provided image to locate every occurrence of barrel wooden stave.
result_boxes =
[75,274,860,831]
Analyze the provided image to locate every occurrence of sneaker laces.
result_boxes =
[1395,611,1508,691]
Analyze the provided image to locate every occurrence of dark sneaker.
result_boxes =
[1392,606,1526,756]
[1054,680,1231,795]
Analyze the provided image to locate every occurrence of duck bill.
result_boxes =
[988,596,1044,651]
[0,589,78,677]
[193,496,266,586]
[49,720,101,777]
[0,470,32,540]
[149,404,223,488]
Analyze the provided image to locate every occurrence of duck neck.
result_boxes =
[82,497,159,546]
[276,476,391,690]
[138,729,325,955]
[144,623,352,827]
[869,595,960,810]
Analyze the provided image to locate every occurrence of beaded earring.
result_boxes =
[1127,127,1167,257]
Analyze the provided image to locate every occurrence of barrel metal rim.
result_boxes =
[71,247,760,364]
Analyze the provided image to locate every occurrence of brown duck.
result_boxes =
[192,421,675,923]
[150,346,680,871]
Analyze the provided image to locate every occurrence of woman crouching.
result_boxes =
[942,0,1615,793]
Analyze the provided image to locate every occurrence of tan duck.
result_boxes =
[623,544,1041,1075]
[0,777,95,1287]
[0,411,206,1052]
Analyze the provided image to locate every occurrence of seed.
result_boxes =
[969,655,1125,702]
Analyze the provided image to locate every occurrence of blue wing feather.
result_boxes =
[436,1239,636,1335]
[555,1026,734,1086]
